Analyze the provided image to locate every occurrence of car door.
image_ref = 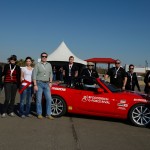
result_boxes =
[71,87,116,115]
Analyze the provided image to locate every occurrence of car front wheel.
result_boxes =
[129,104,150,127]
[51,96,67,117]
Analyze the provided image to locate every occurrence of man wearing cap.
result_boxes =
[1,55,21,118]
[81,62,99,78]
[105,59,127,90]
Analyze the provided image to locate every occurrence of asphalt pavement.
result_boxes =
[0,89,150,150]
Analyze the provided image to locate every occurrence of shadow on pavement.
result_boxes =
[66,113,150,128]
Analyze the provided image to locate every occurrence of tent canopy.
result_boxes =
[38,41,87,65]
[85,57,116,70]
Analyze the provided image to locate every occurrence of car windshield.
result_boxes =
[100,79,122,92]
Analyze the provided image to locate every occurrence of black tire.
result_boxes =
[51,95,67,117]
[129,104,150,127]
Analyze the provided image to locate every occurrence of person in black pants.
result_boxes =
[144,70,150,94]
[1,55,21,118]
[63,56,78,86]
[125,64,141,91]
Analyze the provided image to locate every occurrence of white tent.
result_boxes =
[38,41,87,65]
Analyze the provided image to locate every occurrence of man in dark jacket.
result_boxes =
[125,64,141,91]
[63,56,78,86]
[81,62,99,78]
[105,59,127,90]
[144,70,150,94]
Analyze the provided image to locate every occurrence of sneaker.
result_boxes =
[1,113,6,118]
[9,112,15,117]
[21,115,26,119]
[37,115,43,119]
[26,114,32,117]
[46,115,54,120]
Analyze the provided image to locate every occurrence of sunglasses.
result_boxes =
[130,68,134,69]
[41,56,47,58]
[88,65,94,66]
[115,62,120,64]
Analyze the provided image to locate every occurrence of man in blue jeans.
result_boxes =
[33,52,54,119]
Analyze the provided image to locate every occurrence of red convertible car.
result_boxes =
[50,76,150,127]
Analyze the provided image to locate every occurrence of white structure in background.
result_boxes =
[38,41,87,65]
[125,64,150,74]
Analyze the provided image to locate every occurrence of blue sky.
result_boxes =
[0,0,150,67]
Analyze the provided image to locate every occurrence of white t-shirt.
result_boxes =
[21,67,33,86]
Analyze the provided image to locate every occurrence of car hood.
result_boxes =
[117,90,150,103]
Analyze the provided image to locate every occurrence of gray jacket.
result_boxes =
[33,62,53,81]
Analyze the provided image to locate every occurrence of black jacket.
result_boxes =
[144,71,150,94]
[63,63,78,78]
[3,64,21,88]
[106,67,127,88]
[81,68,99,78]
[125,71,140,91]
[63,63,78,84]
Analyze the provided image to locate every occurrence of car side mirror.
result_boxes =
[97,88,104,93]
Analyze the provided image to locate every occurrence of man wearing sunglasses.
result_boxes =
[125,64,140,91]
[81,62,99,78]
[33,52,54,120]
[105,59,127,90]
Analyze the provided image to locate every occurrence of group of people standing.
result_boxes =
[63,56,99,86]
[0,54,150,119]
[0,54,99,119]
[62,57,149,94]
[0,52,54,119]
[105,59,150,94]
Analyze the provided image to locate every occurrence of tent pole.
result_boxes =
[108,63,110,69]
[95,63,96,70]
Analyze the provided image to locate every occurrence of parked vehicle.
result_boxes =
[50,76,150,127]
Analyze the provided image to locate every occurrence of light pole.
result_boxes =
[145,60,148,72]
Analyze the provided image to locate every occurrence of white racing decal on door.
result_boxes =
[51,87,66,91]
[82,95,110,104]
[117,99,128,110]
[133,98,147,102]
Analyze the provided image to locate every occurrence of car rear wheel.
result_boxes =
[51,96,67,117]
[129,104,150,127]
